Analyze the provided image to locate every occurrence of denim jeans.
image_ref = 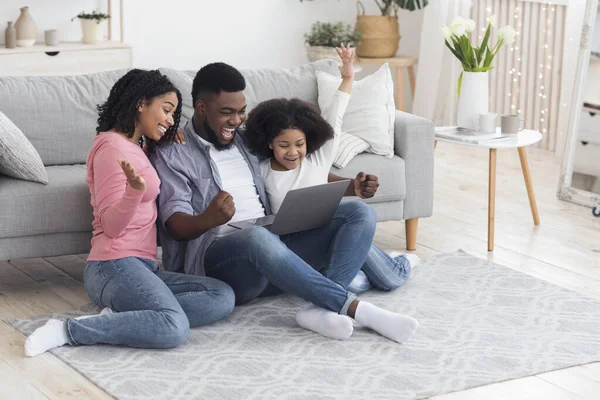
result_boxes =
[204,200,376,315]
[66,257,235,349]
[351,246,412,292]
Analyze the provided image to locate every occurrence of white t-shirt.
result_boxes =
[261,91,350,213]
[200,139,266,236]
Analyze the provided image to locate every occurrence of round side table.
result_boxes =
[434,128,542,251]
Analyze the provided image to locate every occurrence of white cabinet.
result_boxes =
[0,42,132,77]
[575,109,600,176]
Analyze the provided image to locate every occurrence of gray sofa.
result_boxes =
[0,60,434,261]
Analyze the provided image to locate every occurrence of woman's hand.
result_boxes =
[175,129,186,144]
[336,43,355,79]
[118,159,146,192]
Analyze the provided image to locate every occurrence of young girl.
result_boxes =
[244,44,418,295]
[24,69,235,357]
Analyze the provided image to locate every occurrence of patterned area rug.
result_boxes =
[10,250,600,400]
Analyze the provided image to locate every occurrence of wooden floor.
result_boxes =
[1,144,600,399]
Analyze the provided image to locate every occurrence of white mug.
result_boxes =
[45,30,59,46]
[473,112,497,133]
[501,114,526,134]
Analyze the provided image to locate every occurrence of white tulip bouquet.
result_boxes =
[442,15,516,95]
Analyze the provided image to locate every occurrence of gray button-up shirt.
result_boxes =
[150,119,271,276]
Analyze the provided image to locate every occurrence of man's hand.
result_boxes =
[205,191,235,227]
[353,172,379,199]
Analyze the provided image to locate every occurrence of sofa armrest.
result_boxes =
[394,110,435,220]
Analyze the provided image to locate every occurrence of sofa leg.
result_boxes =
[405,218,418,251]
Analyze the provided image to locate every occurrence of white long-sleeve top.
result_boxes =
[260,91,350,214]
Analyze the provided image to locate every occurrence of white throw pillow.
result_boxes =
[0,111,48,184]
[317,63,395,162]
[333,132,370,168]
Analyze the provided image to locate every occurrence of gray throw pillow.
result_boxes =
[0,111,48,184]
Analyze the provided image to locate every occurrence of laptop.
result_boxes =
[228,179,351,236]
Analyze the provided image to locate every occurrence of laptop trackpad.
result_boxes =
[228,214,276,230]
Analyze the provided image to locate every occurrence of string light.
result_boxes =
[492,0,554,136]
[498,1,554,135]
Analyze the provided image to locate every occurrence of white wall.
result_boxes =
[2,0,423,69]
[593,7,600,53]
[1,0,423,107]
[121,0,423,70]
[0,0,104,45]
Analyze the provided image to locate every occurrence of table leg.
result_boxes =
[407,65,416,97]
[488,149,497,251]
[395,67,405,111]
[517,147,540,225]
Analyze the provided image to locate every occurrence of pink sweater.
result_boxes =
[86,133,160,262]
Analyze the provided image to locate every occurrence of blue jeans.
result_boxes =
[354,245,412,292]
[204,200,376,315]
[67,257,235,349]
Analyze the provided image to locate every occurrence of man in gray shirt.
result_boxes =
[150,63,419,344]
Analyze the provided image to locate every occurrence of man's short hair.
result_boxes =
[192,62,246,107]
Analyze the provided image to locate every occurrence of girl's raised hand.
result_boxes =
[336,43,355,79]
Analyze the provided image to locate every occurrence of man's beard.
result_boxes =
[204,120,235,151]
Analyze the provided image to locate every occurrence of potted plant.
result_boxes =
[441,15,516,130]
[355,0,428,58]
[304,22,362,62]
[72,10,110,44]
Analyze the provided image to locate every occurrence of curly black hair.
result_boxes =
[244,98,334,159]
[96,69,183,147]
[192,62,246,107]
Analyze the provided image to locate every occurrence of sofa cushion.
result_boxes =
[0,164,92,239]
[0,111,48,184]
[0,70,127,166]
[159,59,340,121]
[331,153,406,204]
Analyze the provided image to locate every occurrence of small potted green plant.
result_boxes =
[304,22,362,62]
[72,10,110,44]
[301,1,427,57]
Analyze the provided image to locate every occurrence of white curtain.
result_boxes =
[412,0,473,126]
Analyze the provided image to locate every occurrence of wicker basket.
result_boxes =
[355,1,401,58]
[306,46,340,63]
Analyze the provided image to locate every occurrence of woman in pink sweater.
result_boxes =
[24,69,235,357]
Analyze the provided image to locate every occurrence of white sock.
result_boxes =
[74,307,114,320]
[24,319,70,357]
[389,252,421,270]
[296,305,354,340]
[353,301,419,343]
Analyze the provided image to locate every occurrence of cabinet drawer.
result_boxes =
[0,48,131,76]
[579,110,600,144]
[574,140,600,176]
